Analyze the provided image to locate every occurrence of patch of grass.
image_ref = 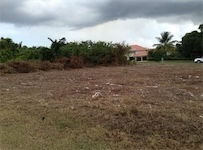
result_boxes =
[0,108,110,150]
[116,106,139,117]
[141,60,195,65]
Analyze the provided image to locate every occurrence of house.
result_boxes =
[129,44,150,61]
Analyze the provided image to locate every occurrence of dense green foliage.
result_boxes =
[0,37,129,66]
[0,38,19,62]
[149,24,203,61]
[42,37,66,62]
[16,47,43,61]
[149,32,177,61]
[148,49,165,61]
[177,30,202,58]
[0,37,44,62]
[59,41,128,65]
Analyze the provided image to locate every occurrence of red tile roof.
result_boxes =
[129,44,149,57]
[130,45,148,51]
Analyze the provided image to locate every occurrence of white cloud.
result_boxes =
[67,19,198,48]
[1,19,198,48]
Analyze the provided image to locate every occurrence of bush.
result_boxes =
[40,47,53,61]
[16,48,42,61]
[33,61,64,71]
[2,61,64,74]
[147,49,166,61]
[112,44,129,65]
[0,63,16,74]
[65,56,84,69]
[33,61,52,71]
[7,61,36,73]
[53,57,70,67]
[1,38,130,73]
[50,63,64,70]
[59,41,129,66]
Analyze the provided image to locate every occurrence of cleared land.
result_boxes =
[0,62,203,150]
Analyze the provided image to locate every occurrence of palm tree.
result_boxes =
[198,24,203,32]
[47,37,66,61]
[153,31,176,51]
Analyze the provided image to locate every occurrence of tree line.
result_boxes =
[148,24,203,61]
[0,38,129,66]
[0,23,202,64]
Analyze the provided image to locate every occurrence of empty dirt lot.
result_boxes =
[0,62,203,149]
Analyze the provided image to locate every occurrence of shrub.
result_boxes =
[16,48,42,61]
[7,61,36,73]
[53,57,70,67]
[0,63,16,74]
[40,47,53,61]
[65,56,84,69]
[33,61,64,71]
[147,48,166,61]
[33,61,52,71]
[50,63,64,70]
[0,38,19,63]
[112,43,129,65]
[59,41,129,66]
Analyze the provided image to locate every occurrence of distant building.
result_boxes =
[129,44,150,61]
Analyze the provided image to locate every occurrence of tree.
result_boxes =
[178,31,202,58]
[16,46,42,61]
[153,31,176,51]
[177,24,203,58]
[151,32,177,61]
[0,37,19,62]
[42,37,66,61]
[148,48,166,61]
[198,24,203,32]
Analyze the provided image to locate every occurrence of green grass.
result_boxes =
[0,109,110,150]
[138,60,194,64]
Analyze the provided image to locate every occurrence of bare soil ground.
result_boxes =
[0,62,203,150]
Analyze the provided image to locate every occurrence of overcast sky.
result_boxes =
[0,0,202,48]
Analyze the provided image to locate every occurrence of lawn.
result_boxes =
[0,62,202,150]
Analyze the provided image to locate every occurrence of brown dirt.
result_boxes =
[0,62,203,149]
